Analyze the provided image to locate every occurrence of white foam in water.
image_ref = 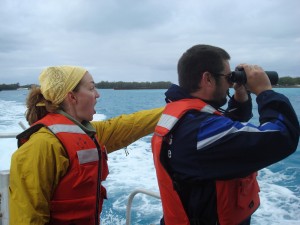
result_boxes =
[0,99,28,132]
[0,99,27,171]
[101,138,162,224]
[93,113,107,121]
[252,169,300,224]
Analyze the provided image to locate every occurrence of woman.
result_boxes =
[9,66,163,225]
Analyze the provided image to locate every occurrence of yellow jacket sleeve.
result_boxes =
[92,107,163,153]
[9,128,69,225]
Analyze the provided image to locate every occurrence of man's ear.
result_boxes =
[202,72,215,87]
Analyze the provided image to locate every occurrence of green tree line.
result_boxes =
[0,83,20,90]
[278,76,300,86]
[95,81,172,89]
[1,77,300,91]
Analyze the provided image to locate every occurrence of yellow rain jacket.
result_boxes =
[9,107,163,225]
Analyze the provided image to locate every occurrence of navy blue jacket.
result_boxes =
[161,84,299,224]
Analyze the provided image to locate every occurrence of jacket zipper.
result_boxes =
[93,137,102,225]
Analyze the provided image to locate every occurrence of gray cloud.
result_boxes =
[0,0,299,85]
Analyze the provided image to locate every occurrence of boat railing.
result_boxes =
[0,121,26,139]
[0,133,18,138]
[126,188,161,225]
[0,121,26,225]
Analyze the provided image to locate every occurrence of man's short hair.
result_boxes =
[178,44,230,93]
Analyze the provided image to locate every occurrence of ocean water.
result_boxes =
[0,88,299,225]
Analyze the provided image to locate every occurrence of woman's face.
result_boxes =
[72,72,100,122]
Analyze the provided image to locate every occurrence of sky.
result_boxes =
[0,0,299,85]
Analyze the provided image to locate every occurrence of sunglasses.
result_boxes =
[211,72,233,82]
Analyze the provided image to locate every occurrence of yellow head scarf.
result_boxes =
[39,66,87,105]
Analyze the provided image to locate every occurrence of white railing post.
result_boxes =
[0,121,25,225]
[125,189,161,225]
[0,170,10,225]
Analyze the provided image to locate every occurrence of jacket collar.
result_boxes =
[58,110,96,137]
[164,84,194,103]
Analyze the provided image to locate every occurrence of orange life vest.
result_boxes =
[152,98,260,225]
[17,113,108,225]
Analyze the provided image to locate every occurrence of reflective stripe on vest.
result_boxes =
[47,124,99,164]
[77,149,99,164]
[152,98,260,225]
[48,124,86,134]
[156,114,179,131]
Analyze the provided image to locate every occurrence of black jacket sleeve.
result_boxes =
[224,92,253,122]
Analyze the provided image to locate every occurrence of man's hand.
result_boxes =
[233,83,248,103]
[236,64,272,96]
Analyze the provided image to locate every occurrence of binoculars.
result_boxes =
[230,70,278,85]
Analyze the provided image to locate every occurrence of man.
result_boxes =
[152,44,299,225]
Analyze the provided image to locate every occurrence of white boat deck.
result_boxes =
[0,170,9,225]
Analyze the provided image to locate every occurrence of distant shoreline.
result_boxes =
[1,76,300,91]
[274,85,300,88]
[0,84,300,92]
[113,87,168,90]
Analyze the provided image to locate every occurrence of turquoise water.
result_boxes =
[0,88,299,225]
